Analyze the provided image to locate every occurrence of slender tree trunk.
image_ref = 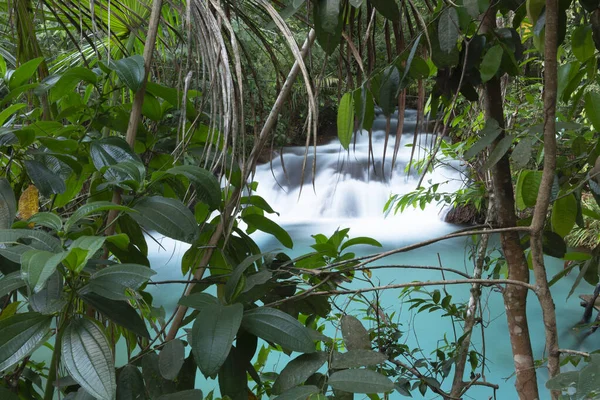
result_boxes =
[531,0,560,397]
[481,10,540,400]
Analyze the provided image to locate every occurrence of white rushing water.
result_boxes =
[146,110,595,400]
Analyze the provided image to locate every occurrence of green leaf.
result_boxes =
[142,353,176,397]
[159,339,185,380]
[585,91,600,131]
[51,67,98,100]
[516,170,543,210]
[331,349,388,369]
[378,66,400,117]
[117,364,147,400]
[165,166,221,210]
[511,136,535,170]
[480,45,503,82]
[573,25,595,62]
[63,236,106,273]
[9,57,44,90]
[240,195,277,214]
[483,135,513,170]
[464,0,480,17]
[545,371,579,390]
[225,253,268,303]
[145,82,197,122]
[157,390,204,400]
[0,312,52,372]
[464,119,502,159]
[551,193,577,237]
[0,229,62,253]
[370,0,400,21]
[438,8,459,54]
[577,355,600,395]
[192,303,243,377]
[142,93,163,121]
[178,292,219,310]
[0,103,26,126]
[28,212,62,231]
[62,318,116,400]
[243,214,293,249]
[0,178,16,230]
[340,237,382,252]
[21,250,66,293]
[131,196,198,243]
[87,264,156,301]
[24,160,66,197]
[30,271,65,315]
[337,92,354,150]
[79,293,150,338]
[108,56,145,92]
[341,315,370,350]
[313,0,343,54]
[0,272,25,297]
[242,307,315,353]
[0,387,19,400]
[218,347,247,400]
[328,369,394,394]
[274,386,320,400]
[65,201,133,234]
[90,137,140,182]
[272,352,327,395]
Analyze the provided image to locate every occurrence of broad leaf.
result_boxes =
[0,312,52,372]
[480,45,503,82]
[30,271,66,315]
[0,229,62,253]
[108,56,145,92]
[79,293,150,338]
[28,212,62,231]
[192,303,243,377]
[63,236,106,273]
[178,292,219,310]
[21,249,66,293]
[24,160,66,197]
[464,119,502,159]
[585,91,600,131]
[62,318,116,400]
[87,264,156,301]
[551,192,577,237]
[242,307,315,353]
[438,8,459,54]
[370,0,399,21]
[313,0,343,54]
[337,92,354,150]
[0,272,25,297]
[224,253,268,303]
[157,390,204,400]
[274,386,320,400]
[0,178,16,230]
[159,339,185,380]
[573,25,595,62]
[272,352,327,394]
[328,369,394,393]
[511,136,535,170]
[341,315,370,350]
[378,66,400,117]
[0,103,26,126]
[340,237,382,252]
[243,214,293,249]
[116,364,147,400]
[64,201,133,233]
[331,349,388,369]
[131,196,198,243]
[483,135,514,170]
[165,166,221,210]
[90,137,140,182]
[142,353,176,398]
[9,57,44,90]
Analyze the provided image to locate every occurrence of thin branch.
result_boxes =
[558,349,591,358]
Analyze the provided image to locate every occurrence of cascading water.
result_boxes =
[147,109,594,399]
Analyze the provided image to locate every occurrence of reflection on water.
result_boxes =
[147,110,593,400]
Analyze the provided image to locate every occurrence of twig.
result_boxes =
[389,357,460,400]
[558,349,591,358]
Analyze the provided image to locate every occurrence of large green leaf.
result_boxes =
[482,135,514,170]
[28,212,62,231]
[131,196,199,243]
[116,364,147,400]
[165,166,221,210]
[50,67,98,101]
[340,237,382,252]
[87,264,156,301]
[480,45,503,82]
[9,57,44,90]
[145,82,197,121]
[585,91,600,131]
[218,347,247,400]
[341,315,370,350]
[142,353,176,398]
[0,229,62,253]
[331,349,388,369]
[108,56,145,92]
[178,292,219,310]
[0,272,25,298]
[551,192,577,237]
[224,253,267,303]
[64,201,134,233]
[370,0,399,21]
[0,104,26,126]
[337,92,354,150]
[241,307,315,353]
[573,25,595,62]
[274,386,320,400]
[0,178,16,230]
[0,312,52,372]
[157,390,204,400]
[272,352,327,395]
[328,369,394,393]
[516,170,542,210]
[21,249,66,293]
[192,303,243,377]
[159,339,185,380]
[79,293,150,338]
[24,160,66,197]
[378,66,400,117]
[313,0,343,54]
[243,214,293,249]
[89,137,140,181]
[438,8,459,54]
[63,236,108,273]
[464,119,502,159]
[62,318,116,400]
[30,271,66,315]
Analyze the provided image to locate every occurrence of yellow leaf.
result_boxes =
[19,185,39,221]
[362,269,372,279]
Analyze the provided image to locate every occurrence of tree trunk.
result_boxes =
[481,11,540,400]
